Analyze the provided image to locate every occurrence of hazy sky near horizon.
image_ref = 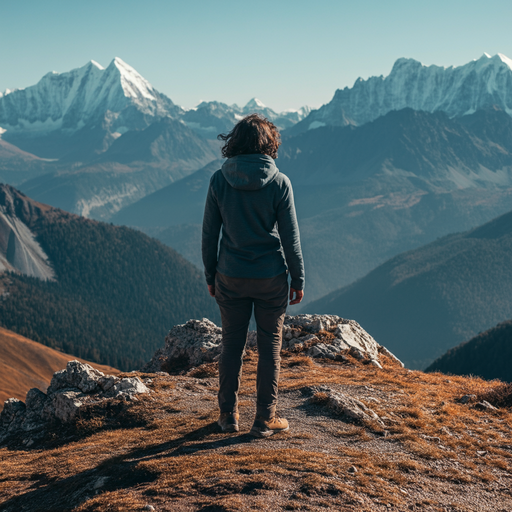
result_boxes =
[2,0,512,111]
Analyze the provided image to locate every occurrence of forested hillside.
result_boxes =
[426,320,512,381]
[304,209,512,369]
[0,188,219,370]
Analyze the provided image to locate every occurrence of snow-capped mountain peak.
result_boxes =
[244,97,267,110]
[90,60,104,70]
[108,57,156,101]
[496,53,512,70]
[0,58,179,137]
[291,53,512,133]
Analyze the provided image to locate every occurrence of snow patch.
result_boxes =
[309,121,326,130]
[497,53,512,71]
[90,60,104,70]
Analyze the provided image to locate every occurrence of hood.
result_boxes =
[221,154,279,191]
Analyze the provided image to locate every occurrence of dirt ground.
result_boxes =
[0,351,511,511]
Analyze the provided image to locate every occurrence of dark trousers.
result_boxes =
[214,271,288,420]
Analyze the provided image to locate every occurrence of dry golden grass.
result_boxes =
[0,327,120,410]
[0,349,511,511]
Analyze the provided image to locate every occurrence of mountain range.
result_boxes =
[111,106,512,304]
[289,52,512,134]
[0,57,310,219]
[3,54,512,375]
[0,57,309,156]
[181,98,310,139]
[17,118,219,218]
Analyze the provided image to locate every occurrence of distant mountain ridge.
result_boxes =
[182,99,310,139]
[111,107,512,305]
[0,58,309,152]
[289,53,512,134]
[274,107,512,301]
[111,159,222,228]
[0,58,310,218]
[16,116,219,220]
[281,107,512,188]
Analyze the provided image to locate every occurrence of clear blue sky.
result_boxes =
[2,0,512,111]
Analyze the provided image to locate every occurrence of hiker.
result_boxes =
[202,113,305,438]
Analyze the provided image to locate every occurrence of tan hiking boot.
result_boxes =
[217,412,239,433]
[249,414,289,438]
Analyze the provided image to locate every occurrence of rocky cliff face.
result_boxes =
[0,184,54,279]
[290,53,512,133]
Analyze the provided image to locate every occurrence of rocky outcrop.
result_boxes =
[0,360,149,446]
[143,314,403,373]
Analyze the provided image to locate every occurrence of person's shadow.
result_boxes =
[1,422,256,511]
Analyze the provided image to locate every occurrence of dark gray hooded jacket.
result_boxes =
[201,154,305,290]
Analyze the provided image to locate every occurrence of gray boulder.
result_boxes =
[143,318,222,372]
[48,360,105,394]
[47,390,85,423]
[307,385,384,425]
[0,360,150,445]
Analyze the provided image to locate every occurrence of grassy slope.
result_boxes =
[304,210,512,370]
[0,327,119,409]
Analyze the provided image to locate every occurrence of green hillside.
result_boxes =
[426,320,512,381]
[304,209,512,369]
[0,201,219,370]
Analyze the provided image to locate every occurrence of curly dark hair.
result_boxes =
[218,113,281,159]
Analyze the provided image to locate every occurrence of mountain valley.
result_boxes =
[112,107,512,305]
[304,208,512,370]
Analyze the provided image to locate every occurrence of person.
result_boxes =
[202,113,305,438]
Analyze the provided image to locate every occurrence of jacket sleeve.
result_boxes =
[202,178,223,285]
[276,179,305,290]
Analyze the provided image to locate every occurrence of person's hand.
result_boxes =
[208,285,215,297]
[289,288,303,305]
